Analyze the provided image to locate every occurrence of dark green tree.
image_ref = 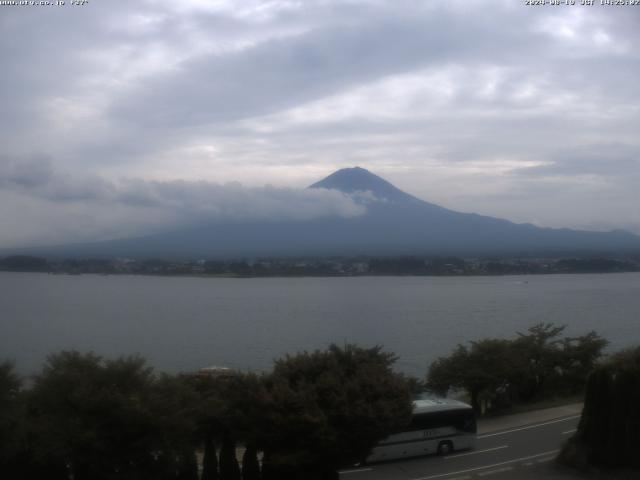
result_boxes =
[558,331,608,394]
[427,324,607,413]
[241,444,260,480]
[512,323,566,400]
[561,347,640,469]
[186,375,225,480]
[260,344,412,479]
[0,255,49,272]
[427,340,515,413]
[0,361,26,478]
[219,432,241,480]
[201,431,219,480]
[176,448,199,480]
[150,374,201,480]
[187,372,267,480]
[27,351,199,480]
[426,344,467,396]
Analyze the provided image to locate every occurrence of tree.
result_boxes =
[512,323,566,400]
[27,351,199,480]
[560,347,640,469]
[176,449,199,480]
[0,362,25,478]
[241,444,260,480]
[150,374,201,479]
[186,374,226,480]
[558,331,608,394]
[0,255,49,272]
[259,344,412,479]
[427,324,608,413]
[512,324,608,400]
[201,431,219,480]
[187,372,268,480]
[426,345,468,397]
[219,432,241,480]
[427,340,515,413]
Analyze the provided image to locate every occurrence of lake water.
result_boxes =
[1,272,639,377]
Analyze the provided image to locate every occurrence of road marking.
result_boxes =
[477,466,513,476]
[339,468,373,474]
[478,415,580,439]
[562,429,577,435]
[411,450,559,480]
[523,462,534,466]
[447,477,472,480]
[536,457,555,463]
[444,445,508,459]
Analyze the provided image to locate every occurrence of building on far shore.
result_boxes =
[181,365,240,379]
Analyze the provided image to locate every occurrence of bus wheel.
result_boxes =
[437,441,453,455]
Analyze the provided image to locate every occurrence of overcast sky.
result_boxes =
[1,0,639,248]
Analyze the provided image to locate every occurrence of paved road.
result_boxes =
[339,412,581,480]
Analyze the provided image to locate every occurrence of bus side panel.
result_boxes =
[451,434,476,452]
[365,405,477,463]
[366,428,475,463]
[367,438,436,463]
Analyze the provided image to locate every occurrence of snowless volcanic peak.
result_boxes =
[12,167,640,259]
[309,167,417,203]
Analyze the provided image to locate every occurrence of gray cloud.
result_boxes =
[513,144,640,178]
[0,158,366,248]
[0,157,54,188]
[1,0,639,245]
[109,5,538,129]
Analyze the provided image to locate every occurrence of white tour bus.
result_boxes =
[366,398,477,463]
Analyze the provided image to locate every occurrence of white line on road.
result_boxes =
[411,450,559,480]
[536,457,555,463]
[444,445,508,459]
[477,416,580,439]
[477,466,514,476]
[339,468,373,474]
[562,429,577,435]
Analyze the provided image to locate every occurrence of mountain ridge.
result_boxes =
[4,167,640,259]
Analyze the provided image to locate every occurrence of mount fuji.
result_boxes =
[16,167,640,258]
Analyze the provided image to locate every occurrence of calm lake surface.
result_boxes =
[1,272,639,377]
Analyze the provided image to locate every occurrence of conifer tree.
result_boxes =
[219,433,241,480]
[564,346,640,468]
[202,431,219,480]
[241,444,260,480]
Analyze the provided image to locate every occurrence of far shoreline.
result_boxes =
[2,269,640,280]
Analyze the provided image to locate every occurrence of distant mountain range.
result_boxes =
[11,167,640,259]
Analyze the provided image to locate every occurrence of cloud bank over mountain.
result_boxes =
[0,159,365,247]
[12,167,638,260]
